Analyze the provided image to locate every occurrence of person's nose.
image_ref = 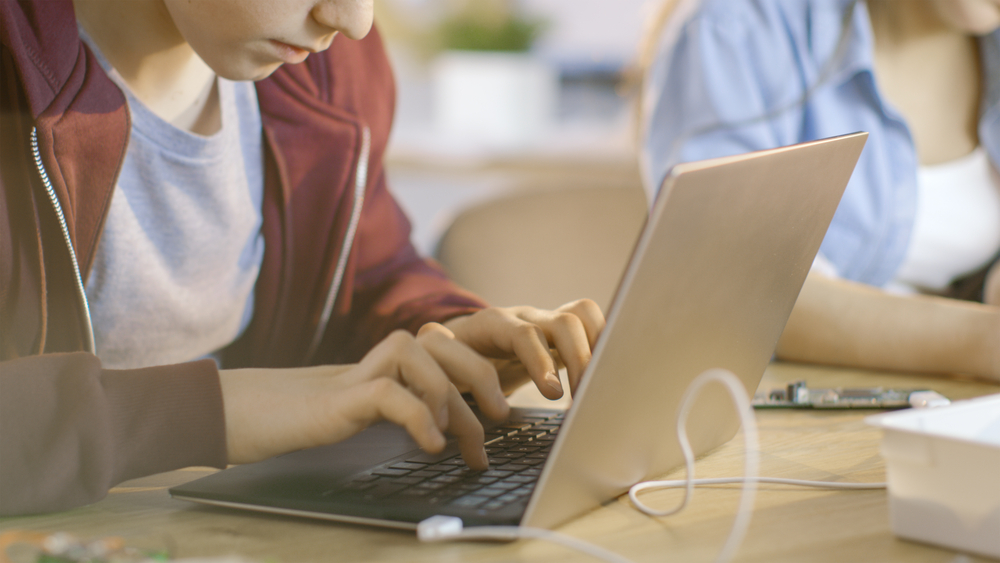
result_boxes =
[313,0,375,41]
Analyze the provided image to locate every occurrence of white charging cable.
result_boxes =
[417,368,886,563]
[632,369,759,562]
[417,516,634,563]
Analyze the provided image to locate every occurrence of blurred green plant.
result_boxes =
[437,0,547,52]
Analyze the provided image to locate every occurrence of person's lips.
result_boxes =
[270,40,311,64]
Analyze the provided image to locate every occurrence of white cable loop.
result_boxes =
[631,476,887,494]
[418,368,886,563]
[625,369,760,562]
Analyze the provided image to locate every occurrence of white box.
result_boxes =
[866,394,1000,558]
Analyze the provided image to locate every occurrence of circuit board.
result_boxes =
[752,381,938,409]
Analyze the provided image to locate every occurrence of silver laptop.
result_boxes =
[171,132,867,530]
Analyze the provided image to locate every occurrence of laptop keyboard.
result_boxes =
[338,411,564,512]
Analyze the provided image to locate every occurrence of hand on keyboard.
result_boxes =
[219,327,507,469]
[440,299,606,399]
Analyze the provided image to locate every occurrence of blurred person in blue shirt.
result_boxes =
[642,0,1000,381]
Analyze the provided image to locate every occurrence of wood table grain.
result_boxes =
[3,363,998,563]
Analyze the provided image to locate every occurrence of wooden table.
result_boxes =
[3,363,998,563]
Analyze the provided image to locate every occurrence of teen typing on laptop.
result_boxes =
[0,0,604,516]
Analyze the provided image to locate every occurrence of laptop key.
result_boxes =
[389,462,427,471]
[489,481,521,490]
[481,470,514,478]
[406,450,459,464]
[507,475,535,484]
[497,463,530,472]
[450,495,489,508]
[519,457,546,466]
[483,500,507,510]
[416,481,447,490]
[493,439,521,447]
[371,468,410,477]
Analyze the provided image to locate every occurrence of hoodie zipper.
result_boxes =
[305,125,371,363]
[31,127,97,354]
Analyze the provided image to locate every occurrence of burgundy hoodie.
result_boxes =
[0,0,486,515]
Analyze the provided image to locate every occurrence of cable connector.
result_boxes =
[417,515,464,541]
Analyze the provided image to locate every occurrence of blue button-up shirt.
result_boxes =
[642,0,1000,286]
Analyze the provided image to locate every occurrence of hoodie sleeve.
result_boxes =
[0,353,227,515]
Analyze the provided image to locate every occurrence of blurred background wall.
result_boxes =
[373,0,652,256]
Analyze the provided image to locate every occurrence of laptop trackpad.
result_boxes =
[174,422,448,501]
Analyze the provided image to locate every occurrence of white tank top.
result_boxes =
[890,147,1000,293]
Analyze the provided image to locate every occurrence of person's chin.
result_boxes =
[215,60,283,82]
[247,63,283,81]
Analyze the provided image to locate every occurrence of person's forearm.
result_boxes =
[775,273,999,379]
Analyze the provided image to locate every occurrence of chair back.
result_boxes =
[435,185,648,311]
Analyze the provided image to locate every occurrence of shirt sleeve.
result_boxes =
[642,0,809,200]
[0,353,227,516]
